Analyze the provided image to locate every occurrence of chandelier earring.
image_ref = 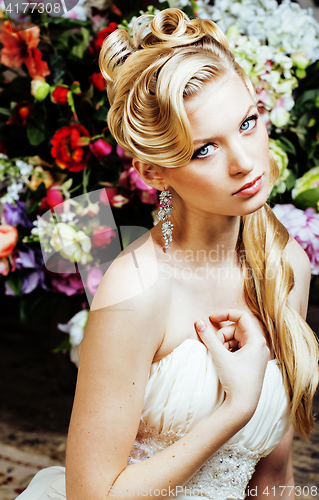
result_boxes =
[156,189,174,252]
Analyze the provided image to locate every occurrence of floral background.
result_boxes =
[0,0,318,361]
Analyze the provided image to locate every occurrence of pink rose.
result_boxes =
[91,227,116,248]
[49,273,85,296]
[39,187,64,212]
[89,139,112,161]
[99,187,118,206]
[86,267,103,296]
[119,167,158,205]
[116,145,133,169]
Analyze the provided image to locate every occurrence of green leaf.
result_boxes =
[71,28,90,59]
[294,90,319,114]
[285,170,297,191]
[55,30,77,51]
[48,54,66,84]
[93,106,108,121]
[35,181,47,200]
[26,200,40,215]
[276,136,296,156]
[0,107,11,116]
[53,337,72,353]
[82,84,94,105]
[293,188,319,210]
[47,17,91,29]
[7,273,21,296]
[27,123,47,146]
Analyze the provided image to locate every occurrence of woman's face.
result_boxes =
[163,72,270,217]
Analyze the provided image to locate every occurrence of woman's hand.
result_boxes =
[195,309,270,418]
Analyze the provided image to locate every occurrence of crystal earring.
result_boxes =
[156,189,174,251]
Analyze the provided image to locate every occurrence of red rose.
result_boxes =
[51,124,91,171]
[52,86,69,105]
[7,101,33,127]
[89,23,118,59]
[89,72,105,92]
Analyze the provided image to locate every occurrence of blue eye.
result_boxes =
[192,143,215,159]
[240,114,258,132]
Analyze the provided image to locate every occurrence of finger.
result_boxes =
[195,319,232,360]
[228,339,239,349]
[216,325,236,343]
[209,310,254,341]
[194,319,207,344]
[216,330,225,344]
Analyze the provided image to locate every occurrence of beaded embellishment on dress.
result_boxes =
[128,420,264,500]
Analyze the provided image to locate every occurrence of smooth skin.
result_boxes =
[66,73,312,500]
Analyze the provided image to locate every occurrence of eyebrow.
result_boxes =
[192,104,258,148]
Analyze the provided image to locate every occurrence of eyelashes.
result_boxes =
[191,143,216,160]
[191,113,259,160]
[240,114,259,132]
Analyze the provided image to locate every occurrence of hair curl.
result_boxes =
[99,8,319,439]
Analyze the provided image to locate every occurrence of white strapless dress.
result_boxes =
[16,339,291,500]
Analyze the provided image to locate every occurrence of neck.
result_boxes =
[156,193,242,267]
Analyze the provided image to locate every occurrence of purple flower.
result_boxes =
[5,244,48,295]
[272,204,319,275]
[4,201,33,228]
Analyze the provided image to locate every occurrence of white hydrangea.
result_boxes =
[172,0,319,62]
[0,158,34,205]
[1,181,24,204]
[16,160,33,176]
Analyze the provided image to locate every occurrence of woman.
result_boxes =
[17,8,319,500]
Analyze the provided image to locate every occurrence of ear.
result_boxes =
[132,158,167,191]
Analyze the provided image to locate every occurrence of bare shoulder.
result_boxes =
[284,237,311,319]
[91,230,164,313]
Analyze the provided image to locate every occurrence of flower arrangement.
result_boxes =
[0,0,318,359]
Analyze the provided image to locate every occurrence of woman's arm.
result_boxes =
[247,237,312,499]
[247,425,294,499]
[65,251,270,500]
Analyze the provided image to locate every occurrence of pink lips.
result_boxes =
[233,175,263,196]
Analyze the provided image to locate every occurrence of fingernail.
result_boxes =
[195,319,207,333]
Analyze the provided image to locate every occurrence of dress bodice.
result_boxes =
[129,339,291,500]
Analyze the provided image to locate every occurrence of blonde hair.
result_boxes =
[100,8,319,439]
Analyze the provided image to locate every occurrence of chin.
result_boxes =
[238,192,269,216]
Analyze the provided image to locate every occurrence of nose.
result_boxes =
[227,138,254,176]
